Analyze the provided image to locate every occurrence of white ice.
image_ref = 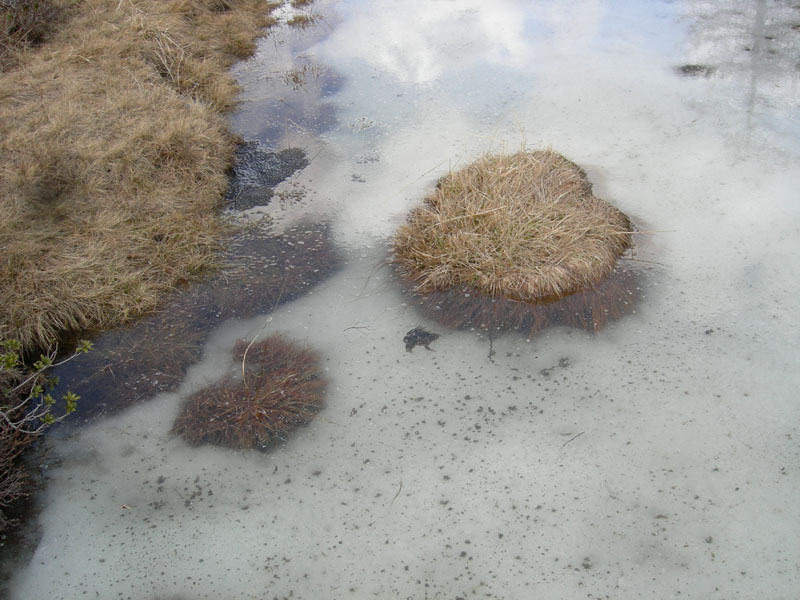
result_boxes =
[10,0,799,598]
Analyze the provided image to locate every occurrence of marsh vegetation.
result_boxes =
[0,0,289,539]
[394,149,638,335]
[0,0,282,355]
[172,333,326,450]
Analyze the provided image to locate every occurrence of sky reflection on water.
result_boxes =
[7,1,800,599]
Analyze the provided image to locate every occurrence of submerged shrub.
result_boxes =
[394,149,639,335]
[172,333,325,451]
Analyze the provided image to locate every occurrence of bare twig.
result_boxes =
[390,476,403,505]
[343,325,370,333]
[561,431,585,448]
[241,272,288,392]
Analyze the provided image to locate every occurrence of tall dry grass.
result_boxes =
[394,150,633,303]
[0,0,280,354]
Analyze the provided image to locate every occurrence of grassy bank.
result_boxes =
[0,0,281,354]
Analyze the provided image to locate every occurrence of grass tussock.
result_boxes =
[172,333,326,451]
[0,0,281,354]
[394,149,633,303]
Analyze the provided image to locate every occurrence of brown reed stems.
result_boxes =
[172,333,325,451]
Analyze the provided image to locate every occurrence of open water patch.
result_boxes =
[224,141,309,210]
[49,221,340,424]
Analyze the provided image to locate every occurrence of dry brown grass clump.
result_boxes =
[0,0,280,354]
[395,149,632,301]
[172,333,325,450]
[287,13,318,28]
[394,149,637,334]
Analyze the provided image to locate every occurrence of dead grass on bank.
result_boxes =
[394,150,633,303]
[0,0,280,354]
[0,1,63,71]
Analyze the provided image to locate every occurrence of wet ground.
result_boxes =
[4,1,800,598]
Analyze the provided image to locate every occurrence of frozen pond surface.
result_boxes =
[9,1,800,598]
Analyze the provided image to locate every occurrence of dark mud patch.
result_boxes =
[224,141,308,210]
[194,221,341,321]
[48,222,340,424]
[46,294,213,424]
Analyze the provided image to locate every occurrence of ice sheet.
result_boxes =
[10,1,799,598]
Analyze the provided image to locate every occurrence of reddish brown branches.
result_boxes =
[172,333,325,451]
[0,414,32,531]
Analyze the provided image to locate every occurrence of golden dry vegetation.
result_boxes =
[394,149,633,303]
[0,0,281,353]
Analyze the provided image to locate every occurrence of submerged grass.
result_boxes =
[398,262,642,336]
[172,333,326,451]
[0,0,281,354]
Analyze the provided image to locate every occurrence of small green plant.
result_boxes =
[1,337,92,434]
[0,335,91,531]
